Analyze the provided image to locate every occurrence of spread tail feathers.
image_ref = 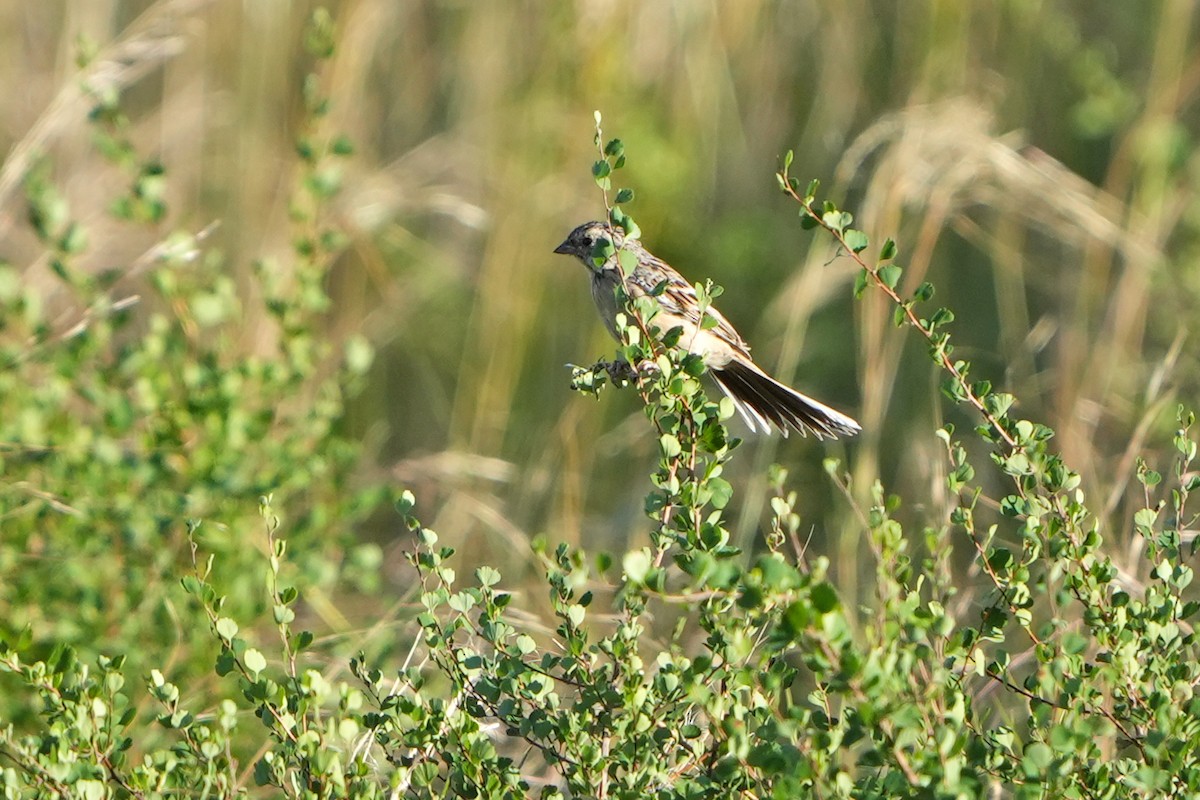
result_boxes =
[712,359,861,440]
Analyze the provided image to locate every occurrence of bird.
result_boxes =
[554,220,861,440]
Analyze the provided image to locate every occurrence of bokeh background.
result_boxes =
[2,0,1197,619]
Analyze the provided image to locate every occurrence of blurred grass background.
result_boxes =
[2,0,1197,624]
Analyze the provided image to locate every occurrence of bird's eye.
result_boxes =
[582,235,593,246]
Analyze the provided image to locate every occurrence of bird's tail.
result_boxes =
[712,359,861,440]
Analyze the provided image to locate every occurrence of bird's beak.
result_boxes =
[553,240,572,255]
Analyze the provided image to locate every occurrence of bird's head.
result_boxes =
[553,221,625,271]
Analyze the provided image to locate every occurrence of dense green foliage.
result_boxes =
[0,4,382,770]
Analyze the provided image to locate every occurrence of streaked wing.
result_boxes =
[626,253,753,360]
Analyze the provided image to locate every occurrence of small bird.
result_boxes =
[554,220,861,440]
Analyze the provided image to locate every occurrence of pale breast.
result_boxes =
[589,269,625,341]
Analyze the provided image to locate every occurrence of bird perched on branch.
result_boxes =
[555,220,860,440]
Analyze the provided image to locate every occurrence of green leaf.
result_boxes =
[781,601,811,637]
[822,210,852,233]
[843,229,869,253]
[617,248,638,277]
[243,648,267,676]
[591,236,616,263]
[877,264,902,290]
[1134,507,1158,532]
[1000,495,1026,516]
[1022,742,1054,774]
[879,238,897,260]
[999,451,1032,478]
[75,781,106,800]
[303,7,337,58]
[448,592,476,613]
[810,582,840,613]
[215,650,237,677]
[660,433,682,458]
[986,548,1013,572]
[215,617,239,641]
[623,548,652,584]
[930,307,955,326]
[985,393,1015,418]
[614,187,635,204]
[618,215,641,239]
[853,268,869,298]
[593,159,612,190]
[708,477,733,509]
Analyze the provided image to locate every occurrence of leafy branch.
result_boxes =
[571,112,739,572]
[777,153,1018,451]
[779,152,1200,792]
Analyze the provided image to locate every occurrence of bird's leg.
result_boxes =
[568,356,659,393]
[602,358,639,385]
[568,358,638,392]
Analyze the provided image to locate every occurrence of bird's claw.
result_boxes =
[603,359,638,384]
